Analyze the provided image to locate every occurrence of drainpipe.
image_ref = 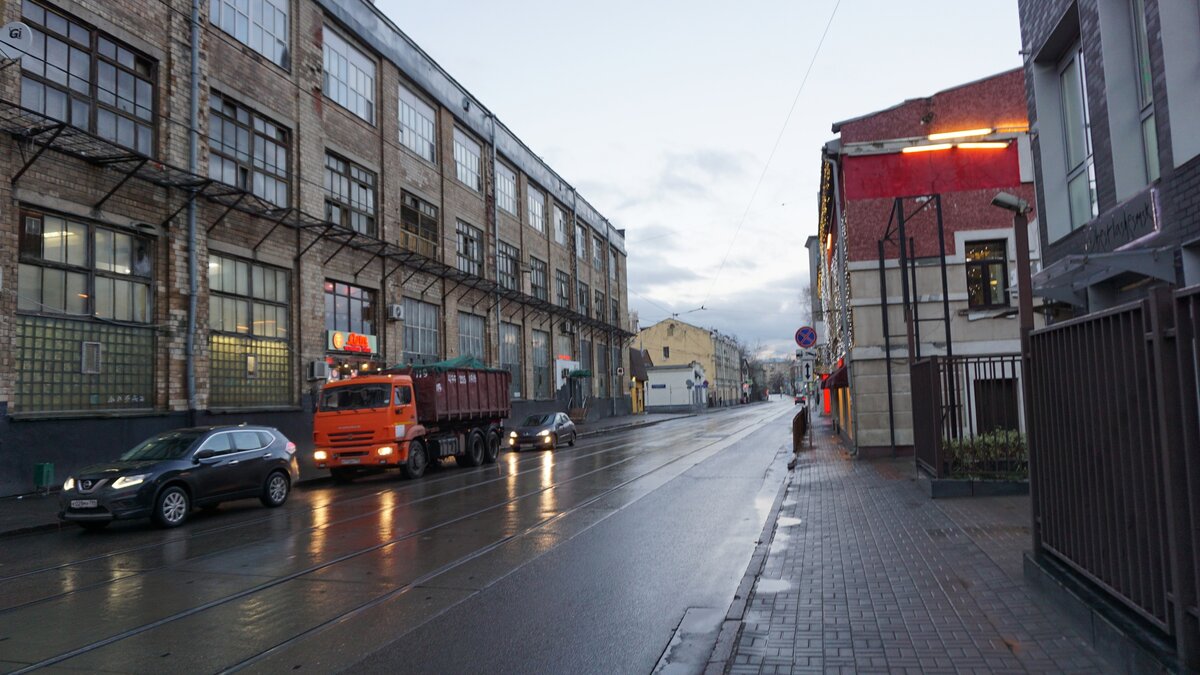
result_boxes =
[823,154,857,449]
[603,218,613,416]
[488,113,500,368]
[186,0,201,424]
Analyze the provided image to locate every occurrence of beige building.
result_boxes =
[0,0,630,494]
[635,319,742,406]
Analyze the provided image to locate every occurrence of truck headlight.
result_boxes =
[377,446,394,457]
[111,474,148,490]
[314,450,328,461]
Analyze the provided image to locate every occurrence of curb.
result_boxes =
[576,413,695,438]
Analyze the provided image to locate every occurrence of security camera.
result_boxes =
[991,191,1030,214]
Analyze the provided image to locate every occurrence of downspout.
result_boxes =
[823,154,856,450]
[186,0,201,424]
[488,114,502,374]
[569,188,579,409]
[603,219,613,416]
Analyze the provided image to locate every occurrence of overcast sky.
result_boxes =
[377,0,1024,358]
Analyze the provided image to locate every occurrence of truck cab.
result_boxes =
[312,374,419,481]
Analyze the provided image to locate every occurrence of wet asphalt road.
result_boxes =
[0,401,796,674]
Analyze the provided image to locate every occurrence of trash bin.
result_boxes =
[34,462,55,491]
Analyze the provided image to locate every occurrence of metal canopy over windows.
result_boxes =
[20,0,156,155]
[323,27,375,124]
[211,0,289,68]
[0,99,633,351]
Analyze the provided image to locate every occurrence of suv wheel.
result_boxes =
[153,486,190,528]
[260,471,290,507]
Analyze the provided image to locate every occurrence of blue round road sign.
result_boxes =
[796,326,817,348]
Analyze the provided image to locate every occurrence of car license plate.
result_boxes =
[71,499,98,509]
[341,458,360,465]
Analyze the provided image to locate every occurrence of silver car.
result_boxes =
[507,413,577,451]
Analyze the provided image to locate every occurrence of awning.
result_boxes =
[823,365,848,390]
[1032,246,1175,307]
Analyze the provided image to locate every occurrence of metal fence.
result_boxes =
[1029,288,1198,668]
[912,354,1027,480]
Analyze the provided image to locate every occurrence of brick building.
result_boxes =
[815,69,1040,456]
[0,0,631,495]
[1017,1,1200,311]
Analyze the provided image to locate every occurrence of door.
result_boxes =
[191,432,245,499]
[229,430,272,493]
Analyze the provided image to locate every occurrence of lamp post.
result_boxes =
[990,191,1038,556]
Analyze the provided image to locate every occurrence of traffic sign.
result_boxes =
[795,326,817,348]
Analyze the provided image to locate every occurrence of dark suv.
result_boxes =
[59,426,299,530]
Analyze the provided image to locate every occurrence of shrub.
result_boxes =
[941,429,1028,480]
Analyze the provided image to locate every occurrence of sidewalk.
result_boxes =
[723,418,1114,674]
[0,410,698,538]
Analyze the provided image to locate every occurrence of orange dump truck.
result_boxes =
[312,363,510,481]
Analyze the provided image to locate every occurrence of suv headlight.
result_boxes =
[111,474,148,490]
[63,477,75,491]
[537,429,550,437]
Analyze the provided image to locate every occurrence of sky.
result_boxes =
[377,0,1025,358]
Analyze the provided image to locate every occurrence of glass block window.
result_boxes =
[496,163,517,215]
[323,27,375,123]
[324,280,375,335]
[454,128,481,191]
[555,269,571,308]
[208,254,289,339]
[14,316,154,413]
[20,0,156,155]
[532,329,552,400]
[498,241,519,290]
[554,206,568,246]
[324,152,376,236]
[456,220,483,276]
[501,321,522,398]
[577,281,590,316]
[400,190,438,258]
[18,211,151,323]
[209,333,291,407]
[530,256,548,301]
[209,93,289,207]
[527,185,545,232]
[403,297,439,365]
[458,312,484,359]
[398,85,436,162]
[210,0,289,68]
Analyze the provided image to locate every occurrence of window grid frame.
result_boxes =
[453,128,482,191]
[209,0,289,69]
[322,26,376,124]
[324,151,377,236]
[208,92,290,208]
[527,185,545,233]
[208,252,290,340]
[323,279,376,337]
[496,163,517,215]
[529,256,548,301]
[965,239,1011,310]
[402,297,440,365]
[456,220,483,277]
[398,85,436,162]
[498,240,520,290]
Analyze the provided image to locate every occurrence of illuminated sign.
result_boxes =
[326,330,378,354]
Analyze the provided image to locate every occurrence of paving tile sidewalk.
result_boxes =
[726,418,1113,674]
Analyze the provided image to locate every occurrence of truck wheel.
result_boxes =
[330,468,356,484]
[458,430,484,467]
[484,430,501,464]
[403,440,428,479]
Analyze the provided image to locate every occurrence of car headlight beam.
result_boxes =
[111,474,148,490]
[63,477,75,491]
[537,430,550,437]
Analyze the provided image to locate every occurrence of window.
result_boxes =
[454,129,482,191]
[595,290,605,320]
[398,85,436,162]
[554,206,567,245]
[532,329,552,399]
[501,321,522,398]
[577,281,590,316]
[528,185,545,232]
[209,254,289,338]
[20,1,156,155]
[324,152,376,236]
[458,312,484,359]
[530,257,548,301]
[609,248,618,280]
[209,93,289,207]
[575,224,587,259]
[1059,44,1097,231]
[210,0,288,68]
[663,346,670,360]
[323,27,375,123]
[1131,0,1159,184]
[400,190,438,257]
[593,236,604,269]
[555,269,571,308]
[496,163,517,215]
[554,333,573,360]
[323,280,375,335]
[597,346,608,398]
[498,241,519,290]
[611,298,619,325]
[456,220,483,276]
[965,240,1009,309]
[403,298,439,364]
[580,339,592,395]
[18,211,151,323]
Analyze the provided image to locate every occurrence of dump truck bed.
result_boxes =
[411,367,511,423]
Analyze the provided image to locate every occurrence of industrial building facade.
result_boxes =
[0,0,630,495]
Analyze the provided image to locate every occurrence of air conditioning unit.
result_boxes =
[387,303,404,321]
[308,360,330,381]
[559,320,576,335]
